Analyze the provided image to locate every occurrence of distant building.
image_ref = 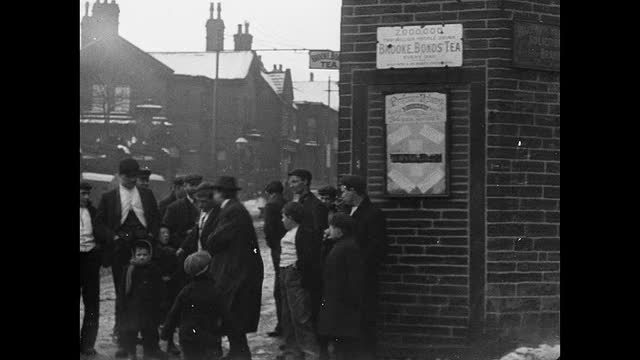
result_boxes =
[79,0,179,179]
[292,74,339,187]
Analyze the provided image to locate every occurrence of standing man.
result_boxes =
[158,176,185,220]
[263,181,287,337]
[339,175,387,360]
[95,158,161,358]
[80,182,103,357]
[164,174,202,250]
[205,176,264,360]
[287,169,328,323]
[137,167,152,189]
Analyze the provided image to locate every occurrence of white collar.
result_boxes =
[221,199,230,209]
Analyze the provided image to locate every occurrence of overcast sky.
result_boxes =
[79,0,341,82]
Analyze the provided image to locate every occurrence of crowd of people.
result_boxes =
[80,158,387,360]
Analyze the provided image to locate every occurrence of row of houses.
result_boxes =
[79,1,338,196]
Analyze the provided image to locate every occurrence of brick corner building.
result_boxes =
[338,1,559,358]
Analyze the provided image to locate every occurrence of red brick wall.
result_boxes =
[339,0,559,356]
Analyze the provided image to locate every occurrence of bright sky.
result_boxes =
[79,0,341,82]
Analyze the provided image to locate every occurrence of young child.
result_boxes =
[160,251,227,360]
[317,213,365,360]
[155,225,181,356]
[118,240,166,360]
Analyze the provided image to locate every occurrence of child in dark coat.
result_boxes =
[317,213,365,360]
[160,251,227,360]
[118,240,167,360]
[155,225,182,356]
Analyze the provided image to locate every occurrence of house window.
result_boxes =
[91,85,107,112]
[306,117,317,142]
[113,86,131,113]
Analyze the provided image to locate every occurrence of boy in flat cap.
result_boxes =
[118,240,166,360]
[318,213,365,360]
[338,175,387,359]
[161,251,228,360]
[155,225,181,356]
[95,158,161,358]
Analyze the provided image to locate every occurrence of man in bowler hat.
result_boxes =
[137,168,152,189]
[205,176,264,360]
[95,158,161,358]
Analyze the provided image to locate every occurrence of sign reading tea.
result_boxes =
[377,24,463,69]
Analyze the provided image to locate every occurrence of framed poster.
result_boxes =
[385,92,448,196]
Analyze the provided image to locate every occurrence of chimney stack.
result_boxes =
[233,21,253,50]
[206,2,225,51]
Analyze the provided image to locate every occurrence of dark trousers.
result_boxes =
[80,249,101,351]
[332,337,363,360]
[120,326,160,355]
[181,341,220,360]
[361,276,379,359]
[227,333,251,360]
[111,258,126,340]
[270,246,282,331]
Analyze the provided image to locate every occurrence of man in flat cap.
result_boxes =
[339,175,387,359]
[164,174,203,251]
[158,176,185,220]
[287,169,327,326]
[137,168,152,189]
[80,181,103,356]
[95,158,161,358]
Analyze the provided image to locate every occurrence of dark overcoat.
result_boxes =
[158,191,177,220]
[294,225,323,322]
[317,236,365,337]
[95,186,161,266]
[161,275,228,346]
[350,197,387,322]
[263,194,286,250]
[204,199,264,335]
[118,261,166,331]
[163,197,200,249]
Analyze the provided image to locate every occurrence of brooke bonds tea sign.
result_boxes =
[377,24,463,69]
[385,92,448,196]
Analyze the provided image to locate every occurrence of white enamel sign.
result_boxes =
[377,24,463,69]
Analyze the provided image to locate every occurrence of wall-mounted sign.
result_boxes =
[377,24,463,69]
[513,20,560,72]
[385,92,448,196]
[309,50,340,69]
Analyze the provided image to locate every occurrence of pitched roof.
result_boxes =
[293,80,339,111]
[264,72,286,95]
[148,51,255,80]
[80,35,174,76]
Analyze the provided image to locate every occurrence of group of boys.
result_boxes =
[263,169,387,360]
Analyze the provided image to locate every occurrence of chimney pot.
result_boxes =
[279,64,283,71]
[237,24,242,34]
[310,72,314,82]
[245,22,250,34]
[273,64,277,71]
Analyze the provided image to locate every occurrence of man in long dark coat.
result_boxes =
[95,158,161,358]
[158,176,185,220]
[204,176,264,360]
[287,169,327,323]
[263,180,287,337]
[339,175,387,360]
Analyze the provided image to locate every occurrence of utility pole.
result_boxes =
[212,48,220,178]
